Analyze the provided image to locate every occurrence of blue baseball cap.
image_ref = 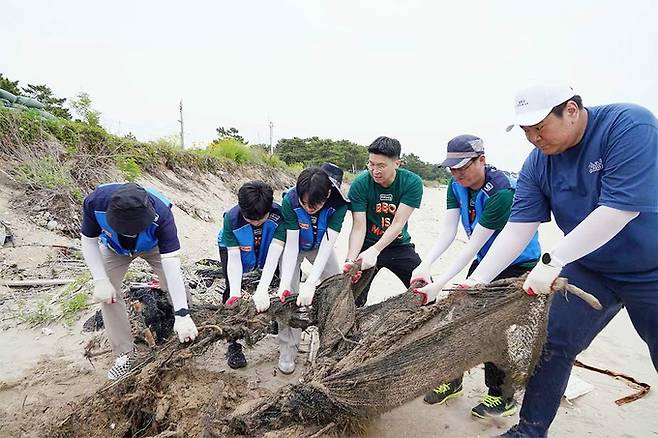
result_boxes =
[439,135,485,168]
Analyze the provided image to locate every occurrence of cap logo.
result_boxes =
[516,99,528,108]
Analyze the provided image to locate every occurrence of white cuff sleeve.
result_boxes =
[160,254,189,311]
[81,235,108,281]
[279,230,300,291]
[307,229,339,285]
[469,221,540,283]
[423,209,460,265]
[433,224,495,286]
[258,239,284,291]
[226,247,243,297]
[551,205,639,265]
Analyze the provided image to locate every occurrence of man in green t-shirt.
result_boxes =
[276,163,350,374]
[345,136,424,307]
[410,134,540,419]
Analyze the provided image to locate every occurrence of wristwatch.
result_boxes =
[174,308,190,317]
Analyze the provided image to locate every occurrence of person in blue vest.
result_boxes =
[410,135,541,418]
[217,180,286,369]
[80,183,198,380]
[269,163,349,374]
[461,83,657,437]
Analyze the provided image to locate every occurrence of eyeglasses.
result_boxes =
[449,158,477,174]
[366,161,389,171]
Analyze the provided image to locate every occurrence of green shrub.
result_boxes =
[116,156,142,181]
[206,138,254,164]
[15,157,75,190]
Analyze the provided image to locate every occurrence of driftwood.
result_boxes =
[1,278,75,287]
[46,267,598,437]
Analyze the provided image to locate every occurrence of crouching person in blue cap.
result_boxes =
[217,181,286,369]
[80,182,198,380]
[410,135,540,418]
[269,163,349,374]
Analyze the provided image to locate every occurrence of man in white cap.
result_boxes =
[81,183,198,380]
[461,84,658,437]
[410,134,540,418]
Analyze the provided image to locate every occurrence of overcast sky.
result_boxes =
[3,0,657,171]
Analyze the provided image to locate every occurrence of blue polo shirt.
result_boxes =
[510,104,658,282]
[81,184,181,255]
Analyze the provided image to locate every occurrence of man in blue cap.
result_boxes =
[411,134,540,418]
[80,183,198,380]
[462,83,658,437]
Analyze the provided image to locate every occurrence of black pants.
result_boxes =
[451,259,534,398]
[218,246,232,304]
[354,243,422,307]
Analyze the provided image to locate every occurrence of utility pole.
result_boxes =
[268,120,274,155]
[178,100,185,148]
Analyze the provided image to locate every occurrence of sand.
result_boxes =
[0,177,656,437]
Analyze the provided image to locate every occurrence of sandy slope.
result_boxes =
[0,179,656,437]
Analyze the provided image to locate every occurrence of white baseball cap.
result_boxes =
[505,83,576,132]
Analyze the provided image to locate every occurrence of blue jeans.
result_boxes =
[505,262,658,437]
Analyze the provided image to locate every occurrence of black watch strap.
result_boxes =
[174,308,190,317]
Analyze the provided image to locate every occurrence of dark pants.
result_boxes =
[507,262,658,437]
[218,245,232,304]
[355,243,422,307]
[449,260,534,398]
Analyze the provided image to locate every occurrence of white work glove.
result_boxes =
[297,282,316,307]
[174,314,198,343]
[523,253,564,296]
[412,280,449,305]
[252,283,271,313]
[410,262,431,285]
[357,246,381,271]
[92,278,117,304]
[225,290,241,308]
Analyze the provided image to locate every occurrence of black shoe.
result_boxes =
[423,381,464,405]
[226,341,247,369]
[471,394,517,418]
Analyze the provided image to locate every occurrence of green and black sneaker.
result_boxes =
[423,381,464,405]
[471,394,517,418]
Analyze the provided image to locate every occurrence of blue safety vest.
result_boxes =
[218,203,283,272]
[451,166,540,265]
[285,187,345,251]
[94,185,173,256]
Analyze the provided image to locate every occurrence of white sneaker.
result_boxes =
[107,350,134,380]
[278,343,297,375]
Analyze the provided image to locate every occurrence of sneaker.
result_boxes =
[278,343,297,375]
[471,394,517,419]
[107,350,135,380]
[226,341,247,369]
[423,381,464,405]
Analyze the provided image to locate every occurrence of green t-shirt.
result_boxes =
[221,211,286,249]
[280,196,348,234]
[348,168,423,247]
[446,177,514,231]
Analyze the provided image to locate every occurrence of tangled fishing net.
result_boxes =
[46,265,595,437]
